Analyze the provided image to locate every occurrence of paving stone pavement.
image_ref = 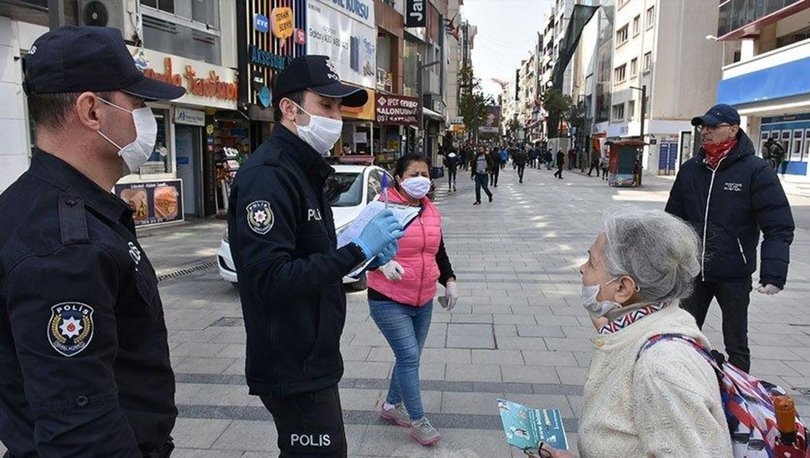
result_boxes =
[4,165,810,457]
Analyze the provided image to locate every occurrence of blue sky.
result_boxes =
[460,0,555,100]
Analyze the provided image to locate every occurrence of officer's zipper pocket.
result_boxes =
[737,238,748,265]
[302,294,326,374]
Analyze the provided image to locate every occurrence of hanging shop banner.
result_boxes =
[479,105,501,134]
[375,93,419,126]
[115,179,184,227]
[405,0,427,27]
[306,0,376,89]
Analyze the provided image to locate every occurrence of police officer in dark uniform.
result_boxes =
[0,26,185,457]
[228,56,404,456]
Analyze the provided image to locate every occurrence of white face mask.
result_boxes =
[97,98,157,175]
[400,176,431,199]
[293,102,343,155]
[581,277,621,317]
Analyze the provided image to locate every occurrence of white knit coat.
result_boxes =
[577,304,733,457]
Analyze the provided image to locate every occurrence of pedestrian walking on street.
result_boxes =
[370,154,458,447]
[554,149,565,179]
[513,147,528,183]
[600,154,609,180]
[228,55,404,457]
[764,136,786,172]
[443,151,459,191]
[587,149,600,176]
[665,103,794,373]
[489,147,501,187]
[543,208,732,458]
[0,26,185,456]
[472,146,495,205]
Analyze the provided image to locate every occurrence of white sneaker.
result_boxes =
[409,416,441,446]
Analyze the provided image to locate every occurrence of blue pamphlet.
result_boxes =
[497,399,568,452]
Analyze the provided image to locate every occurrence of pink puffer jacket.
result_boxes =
[367,187,442,306]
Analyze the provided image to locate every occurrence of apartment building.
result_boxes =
[593,0,721,176]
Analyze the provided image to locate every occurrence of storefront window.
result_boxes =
[134,108,172,175]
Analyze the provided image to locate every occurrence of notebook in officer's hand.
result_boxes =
[497,399,568,453]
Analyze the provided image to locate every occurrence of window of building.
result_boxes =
[616,25,629,45]
[141,0,221,64]
[632,15,640,35]
[628,99,635,119]
[643,52,652,72]
[612,103,625,121]
[630,58,638,76]
[618,0,629,8]
[614,64,626,83]
[646,6,655,29]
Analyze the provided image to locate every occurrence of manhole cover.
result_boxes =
[209,317,244,327]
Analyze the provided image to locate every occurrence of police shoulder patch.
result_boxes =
[246,200,274,235]
[48,302,94,357]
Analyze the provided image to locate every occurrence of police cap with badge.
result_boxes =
[272,54,369,107]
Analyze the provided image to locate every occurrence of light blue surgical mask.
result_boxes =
[581,277,621,317]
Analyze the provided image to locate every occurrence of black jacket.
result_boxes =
[228,125,366,397]
[665,131,794,288]
[0,150,175,457]
[471,153,495,176]
[512,150,528,166]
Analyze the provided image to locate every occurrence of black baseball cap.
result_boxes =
[22,25,185,101]
[273,55,368,107]
[691,104,741,127]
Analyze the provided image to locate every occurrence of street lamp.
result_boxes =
[417,54,441,156]
[630,84,647,186]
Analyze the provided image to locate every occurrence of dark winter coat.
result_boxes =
[665,130,794,288]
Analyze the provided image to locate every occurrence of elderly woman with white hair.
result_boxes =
[544,208,732,458]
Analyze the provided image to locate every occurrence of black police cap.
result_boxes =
[22,25,185,101]
[273,55,368,107]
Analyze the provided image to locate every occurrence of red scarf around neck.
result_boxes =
[702,138,737,168]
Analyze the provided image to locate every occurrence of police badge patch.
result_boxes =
[247,200,274,235]
[48,302,94,357]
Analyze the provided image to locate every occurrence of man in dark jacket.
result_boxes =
[228,55,404,456]
[443,151,460,191]
[665,104,794,373]
[512,147,528,183]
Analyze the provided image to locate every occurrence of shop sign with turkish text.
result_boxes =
[375,93,419,126]
[129,47,238,110]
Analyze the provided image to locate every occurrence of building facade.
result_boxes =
[715,1,810,183]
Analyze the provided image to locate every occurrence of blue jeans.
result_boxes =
[369,299,433,421]
[474,173,492,203]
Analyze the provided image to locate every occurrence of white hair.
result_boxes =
[602,207,701,303]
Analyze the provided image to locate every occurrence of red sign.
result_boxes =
[143,57,238,102]
[375,94,419,126]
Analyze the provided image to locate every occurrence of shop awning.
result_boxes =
[422,107,445,122]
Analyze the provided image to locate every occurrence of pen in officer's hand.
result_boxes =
[381,173,389,208]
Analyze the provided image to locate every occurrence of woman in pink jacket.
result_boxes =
[369,154,458,447]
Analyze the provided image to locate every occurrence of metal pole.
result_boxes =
[639,84,646,186]
[417,54,424,156]
[48,0,66,29]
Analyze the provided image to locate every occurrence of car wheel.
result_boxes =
[347,273,368,291]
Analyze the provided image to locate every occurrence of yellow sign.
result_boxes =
[272,7,294,40]
[340,88,375,121]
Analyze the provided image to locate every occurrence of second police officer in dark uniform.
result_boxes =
[228,55,404,456]
[0,27,186,456]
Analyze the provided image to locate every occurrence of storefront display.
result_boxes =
[115,179,184,227]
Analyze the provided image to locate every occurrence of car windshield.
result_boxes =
[325,172,363,207]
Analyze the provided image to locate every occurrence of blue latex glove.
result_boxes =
[353,209,404,260]
[376,240,398,266]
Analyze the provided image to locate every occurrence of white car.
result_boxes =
[218,164,393,291]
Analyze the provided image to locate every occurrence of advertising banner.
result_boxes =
[479,105,501,134]
[306,0,376,89]
[115,179,184,227]
[375,93,419,126]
